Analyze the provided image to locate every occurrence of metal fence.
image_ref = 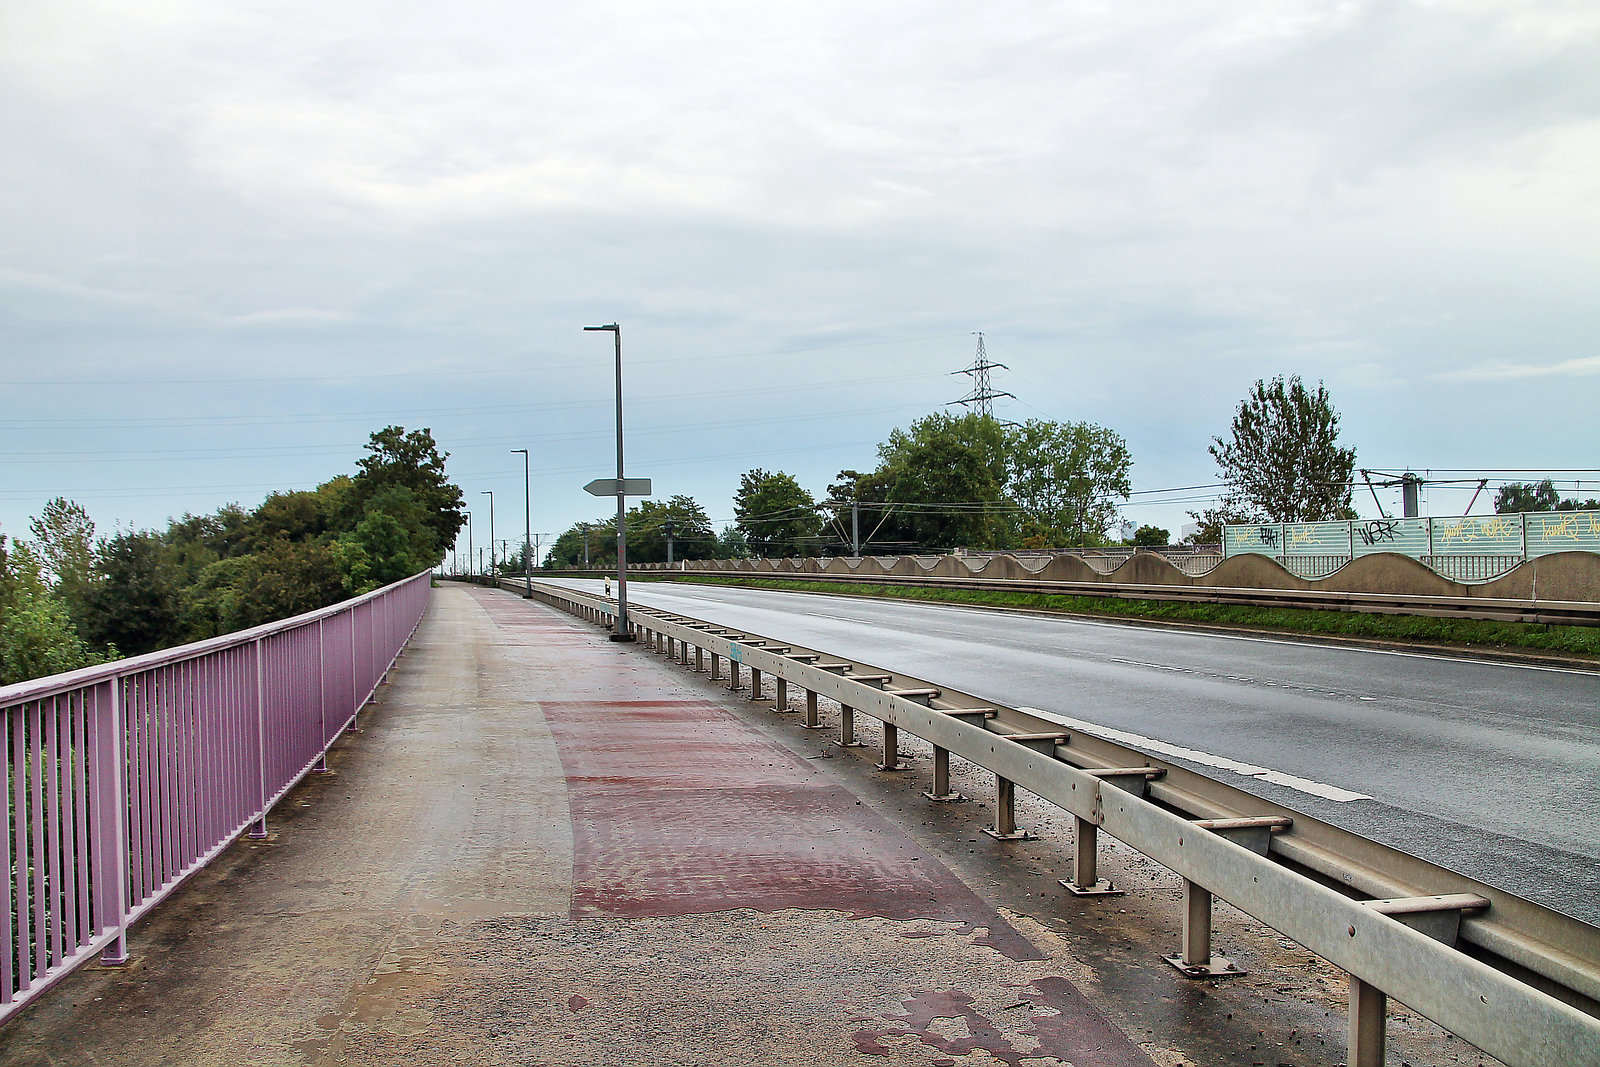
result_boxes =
[0,570,432,1024]
[1225,510,1600,582]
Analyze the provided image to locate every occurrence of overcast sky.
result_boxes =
[3,0,1597,560]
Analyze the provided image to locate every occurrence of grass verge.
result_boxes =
[636,574,1600,660]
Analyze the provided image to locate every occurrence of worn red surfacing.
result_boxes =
[470,589,1158,1067]
[470,588,1040,959]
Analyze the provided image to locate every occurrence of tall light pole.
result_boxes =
[480,491,495,580]
[511,448,534,597]
[466,512,474,577]
[585,322,633,640]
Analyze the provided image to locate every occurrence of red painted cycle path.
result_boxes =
[472,587,1156,1067]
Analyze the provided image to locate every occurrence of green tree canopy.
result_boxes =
[734,470,825,556]
[1494,479,1599,513]
[1205,375,1356,525]
[1006,418,1131,546]
[347,426,464,556]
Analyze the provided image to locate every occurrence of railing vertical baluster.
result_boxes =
[11,709,28,991]
[1,710,14,1001]
[30,701,48,980]
[73,692,91,948]
[92,677,130,966]
[46,696,66,968]
[251,640,267,839]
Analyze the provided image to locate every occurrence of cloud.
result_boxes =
[1444,354,1600,381]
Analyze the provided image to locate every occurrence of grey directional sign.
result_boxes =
[584,477,653,497]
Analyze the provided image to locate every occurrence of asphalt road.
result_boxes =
[548,577,1600,927]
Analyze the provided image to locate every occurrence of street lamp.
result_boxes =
[466,512,474,577]
[585,322,633,641]
[511,448,533,598]
[481,490,495,580]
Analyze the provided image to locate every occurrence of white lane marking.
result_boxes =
[1017,707,1374,803]
[804,612,853,622]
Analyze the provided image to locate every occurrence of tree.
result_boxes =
[0,534,106,684]
[79,531,186,657]
[28,497,97,626]
[1206,376,1356,524]
[875,412,1010,551]
[1005,419,1131,546]
[347,426,464,556]
[1132,525,1170,547]
[1494,480,1561,513]
[627,497,717,563]
[733,470,824,556]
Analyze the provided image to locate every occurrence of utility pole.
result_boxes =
[852,502,860,557]
[466,512,474,576]
[580,523,590,567]
[950,332,1015,421]
[663,518,677,565]
[512,448,533,598]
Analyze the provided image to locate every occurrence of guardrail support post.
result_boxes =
[983,776,1032,840]
[1164,880,1242,976]
[1349,977,1386,1067]
[835,705,861,747]
[728,660,743,692]
[710,652,721,681]
[1060,817,1120,895]
[773,677,789,712]
[695,645,705,672]
[877,722,902,771]
[749,667,763,701]
[923,746,964,801]
[802,690,822,729]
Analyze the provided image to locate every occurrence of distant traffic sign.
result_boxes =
[584,477,653,497]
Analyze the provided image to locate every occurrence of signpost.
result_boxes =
[584,478,653,497]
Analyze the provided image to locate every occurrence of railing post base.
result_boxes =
[1060,816,1121,895]
[982,775,1034,840]
[800,689,824,729]
[1163,879,1244,977]
[923,746,965,802]
[877,722,902,771]
[833,705,862,747]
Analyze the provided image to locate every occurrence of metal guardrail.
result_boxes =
[635,565,1600,628]
[514,577,1600,1067]
[0,570,433,1025]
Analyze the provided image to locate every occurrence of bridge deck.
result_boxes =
[0,585,1158,1066]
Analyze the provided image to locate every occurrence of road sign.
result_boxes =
[584,477,653,497]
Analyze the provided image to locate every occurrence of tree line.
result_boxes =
[546,410,1138,563]
[0,426,464,686]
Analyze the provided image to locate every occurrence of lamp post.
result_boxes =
[511,448,533,597]
[466,512,474,577]
[481,491,495,579]
[585,322,633,640]
[580,523,590,567]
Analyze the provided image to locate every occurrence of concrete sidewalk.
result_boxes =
[0,585,1158,1066]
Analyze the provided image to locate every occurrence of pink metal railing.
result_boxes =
[0,570,432,1023]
